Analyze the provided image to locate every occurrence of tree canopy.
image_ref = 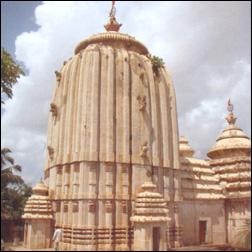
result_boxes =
[1,48,24,104]
[1,148,32,220]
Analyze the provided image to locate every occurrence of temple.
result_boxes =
[22,2,251,251]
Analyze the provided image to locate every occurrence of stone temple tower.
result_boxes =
[24,2,182,251]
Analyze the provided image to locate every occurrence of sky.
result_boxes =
[1,1,251,186]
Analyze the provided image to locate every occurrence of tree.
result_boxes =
[1,48,24,104]
[149,55,165,76]
[2,184,32,219]
[1,148,32,220]
[1,148,23,191]
[1,49,30,243]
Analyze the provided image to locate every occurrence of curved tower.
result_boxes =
[42,3,180,251]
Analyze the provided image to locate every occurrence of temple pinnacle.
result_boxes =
[227,98,233,113]
[104,1,122,32]
[225,98,237,126]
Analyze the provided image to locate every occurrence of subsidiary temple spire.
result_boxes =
[104,1,122,32]
[225,98,237,126]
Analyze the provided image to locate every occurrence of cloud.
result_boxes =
[1,1,251,185]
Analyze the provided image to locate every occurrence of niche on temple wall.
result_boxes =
[121,200,127,213]
[121,164,129,197]
[63,165,70,197]
[56,201,61,212]
[88,200,96,213]
[105,163,114,197]
[56,166,62,196]
[72,201,79,226]
[163,168,170,200]
[120,200,128,226]
[72,201,79,212]
[88,200,96,226]
[63,202,68,212]
[151,166,164,194]
[55,201,61,226]
[104,200,113,227]
[73,164,80,196]
[63,201,68,224]
[88,164,97,197]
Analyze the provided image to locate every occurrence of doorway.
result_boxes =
[153,227,160,251]
[199,221,207,244]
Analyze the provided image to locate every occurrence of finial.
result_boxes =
[227,98,233,113]
[225,99,237,126]
[104,1,122,32]
[110,1,116,17]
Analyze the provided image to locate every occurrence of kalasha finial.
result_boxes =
[104,1,122,32]
[225,98,237,126]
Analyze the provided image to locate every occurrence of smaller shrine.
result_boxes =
[131,181,170,251]
[22,181,53,249]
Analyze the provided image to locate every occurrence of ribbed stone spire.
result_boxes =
[104,1,122,32]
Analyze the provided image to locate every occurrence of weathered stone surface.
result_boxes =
[22,181,53,249]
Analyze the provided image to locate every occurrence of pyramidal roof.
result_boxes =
[179,136,195,157]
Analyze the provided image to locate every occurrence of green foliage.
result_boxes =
[149,55,165,75]
[1,48,24,104]
[1,148,32,220]
[1,148,23,191]
[1,184,32,219]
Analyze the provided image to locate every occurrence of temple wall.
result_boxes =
[45,161,182,250]
[179,200,226,246]
[24,220,52,249]
[225,198,251,247]
[179,156,227,246]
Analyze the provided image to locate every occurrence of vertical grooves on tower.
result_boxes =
[82,51,91,160]
[128,50,133,251]
[59,60,73,164]
[74,55,80,159]
[171,83,180,170]
[89,49,100,161]
[95,48,101,251]
[112,47,117,251]
[143,56,154,170]
[142,59,154,177]
[161,69,174,198]
[47,79,58,167]
[75,51,86,158]
[71,55,81,161]
[53,65,65,166]
[85,53,93,160]
[159,70,171,169]
[154,74,164,193]
[65,56,78,163]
